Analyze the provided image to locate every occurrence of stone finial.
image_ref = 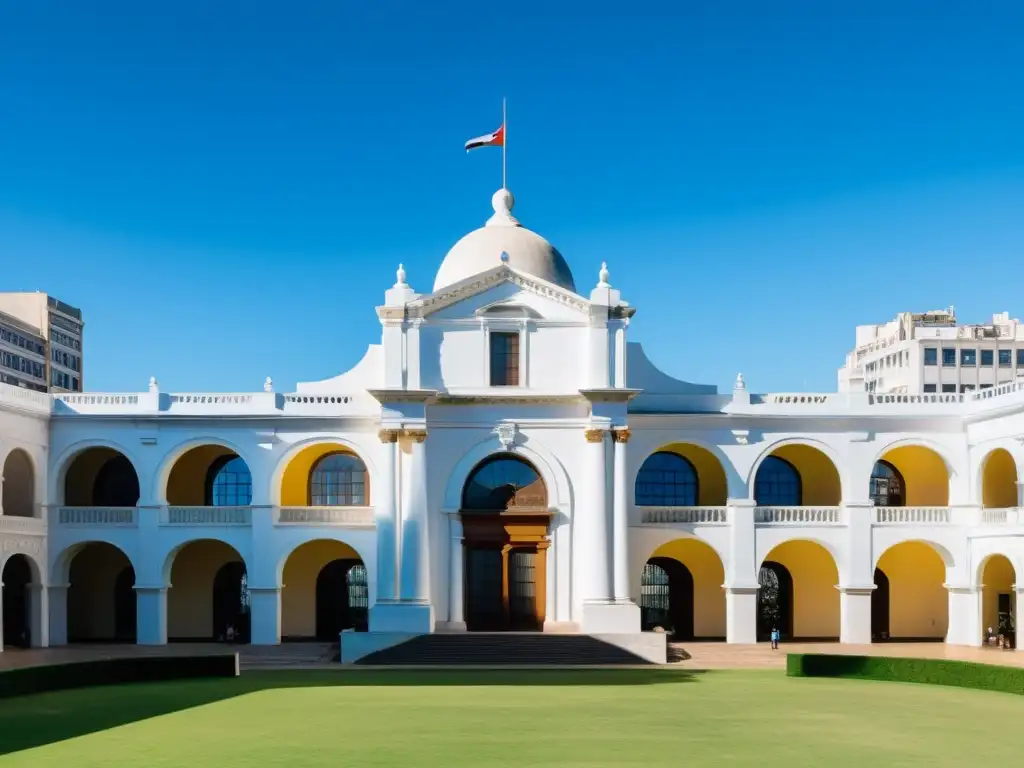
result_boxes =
[598,262,610,287]
[395,263,407,287]
[734,373,746,391]
[264,376,274,393]
[148,376,158,392]
[486,188,520,227]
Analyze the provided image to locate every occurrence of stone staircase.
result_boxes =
[239,642,338,669]
[355,633,655,666]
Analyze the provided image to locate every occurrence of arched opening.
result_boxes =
[982,449,1019,509]
[871,568,890,640]
[167,540,248,642]
[635,444,728,506]
[759,540,839,640]
[2,449,35,517]
[875,541,948,640]
[2,555,33,648]
[875,445,949,506]
[166,445,252,506]
[641,538,725,639]
[870,461,905,507]
[279,444,369,506]
[460,454,550,632]
[980,554,1016,648]
[67,542,136,642]
[281,539,366,641]
[754,445,841,506]
[63,448,140,506]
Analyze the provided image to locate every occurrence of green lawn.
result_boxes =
[0,669,1020,766]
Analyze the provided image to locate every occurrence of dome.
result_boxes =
[433,189,576,293]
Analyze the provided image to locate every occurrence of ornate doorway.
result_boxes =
[461,455,550,632]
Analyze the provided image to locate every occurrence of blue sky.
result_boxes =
[1,2,1023,393]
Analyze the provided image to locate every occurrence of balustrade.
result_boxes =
[874,506,950,524]
[276,506,375,526]
[56,506,137,526]
[980,508,1020,525]
[754,506,843,524]
[638,507,729,524]
[163,506,252,526]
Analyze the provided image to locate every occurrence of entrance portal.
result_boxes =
[460,455,550,632]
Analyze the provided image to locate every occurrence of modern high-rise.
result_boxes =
[0,292,83,393]
[838,307,1024,394]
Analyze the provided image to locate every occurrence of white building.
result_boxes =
[2,188,1024,662]
[0,292,85,393]
[839,307,1024,395]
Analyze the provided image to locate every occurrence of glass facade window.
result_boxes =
[961,349,977,366]
[942,383,957,393]
[923,348,937,366]
[634,452,699,506]
[310,453,367,506]
[206,456,253,506]
[999,350,1012,367]
[870,461,905,507]
[489,332,520,386]
[462,456,545,511]
[942,348,956,367]
[923,384,936,393]
[1018,349,1024,366]
[981,350,994,366]
[753,456,801,506]
[960,384,975,393]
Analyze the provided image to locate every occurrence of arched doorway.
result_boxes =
[872,568,890,640]
[2,449,35,517]
[640,558,694,639]
[757,561,793,640]
[980,554,1016,647]
[213,562,250,642]
[114,566,137,641]
[2,555,33,648]
[315,559,368,639]
[460,455,550,632]
[167,540,248,642]
[63,448,140,506]
[66,542,136,642]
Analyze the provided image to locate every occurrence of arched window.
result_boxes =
[462,456,546,511]
[205,456,252,506]
[635,452,699,506]
[870,460,905,507]
[93,455,140,507]
[754,456,801,505]
[310,453,367,506]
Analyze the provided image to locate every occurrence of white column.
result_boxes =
[135,586,168,645]
[399,429,430,604]
[375,429,399,602]
[249,586,282,645]
[448,516,465,629]
[1016,587,1024,651]
[48,584,68,646]
[725,587,759,644]
[840,500,876,645]
[839,588,873,644]
[581,428,611,603]
[30,584,49,647]
[946,584,982,647]
[725,498,758,644]
[611,428,631,601]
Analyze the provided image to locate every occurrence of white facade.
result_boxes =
[3,190,1024,661]
[839,308,1024,395]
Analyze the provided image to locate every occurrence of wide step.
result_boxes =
[355,633,652,666]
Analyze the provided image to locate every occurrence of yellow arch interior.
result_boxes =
[166,445,238,505]
[280,444,368,506]
[168,539,244,639]
[881,446,949,506]
[763,540,839,638]
[64,448,130,506]
[982,449,1018,508]
[876,541,947,639]
[770,445,841,505]
[281,539,362,638]
[981,555,1016,634]
[655,443,728,505]
[649,538,725,637]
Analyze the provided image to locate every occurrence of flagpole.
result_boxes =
[502,97,507,190]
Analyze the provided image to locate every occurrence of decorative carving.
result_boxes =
[494,423,518,450]
[378,429,399,443]
[403,428,428,443]
[612,428,631,443]
[0,536,43,556]
[583,428,606,443]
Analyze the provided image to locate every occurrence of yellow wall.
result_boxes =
[166,446,236,505]
[882,446,949,506]
[65,448,128,506]
[876,542,948,639]
[981,555,1016,633]
[67,543,132,640]
[3,449,34,516]
[657,443,727,505]
[771,445,841,505]
[281,539,361,638]
[650,538,726,637]
[168,540,243,639]
[982,449,1018,509]
[280,444,368,506]
[765,540,839,638]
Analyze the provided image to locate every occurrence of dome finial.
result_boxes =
[734,372,746,391]
[395,263,407,287]
[598,262,610,287]
[487,188,520,227]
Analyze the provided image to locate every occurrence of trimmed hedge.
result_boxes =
[0,653,239,700]
[787,653,1024,696]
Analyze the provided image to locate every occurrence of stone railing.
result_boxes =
[0,381,51,413]
[638,507,729,524]
[0,515,46,535]
[971,381,1024,401]
[980,508,1020,525]
[56,506,137,526]
[869,393,963,405]
[162,506,252,526]
[874,506,950,524]
[276,506,375,526]
[754,506,843,525]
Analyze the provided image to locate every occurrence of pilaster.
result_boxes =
[838,586,874,644]
[249,586,282,645]
[946,584,982,647]
[135,586,168,645]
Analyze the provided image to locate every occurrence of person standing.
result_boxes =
[770,627,780,650]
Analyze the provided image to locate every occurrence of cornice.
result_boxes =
[367,388,438,404]
[579,388,642,404]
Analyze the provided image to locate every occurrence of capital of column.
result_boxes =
[378,429,400,443]
[583,428,607,443]
[837,584,876,595]
[402,428,428,443]
[612,428,631,443]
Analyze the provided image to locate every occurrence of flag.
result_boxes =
[465,123,505,151]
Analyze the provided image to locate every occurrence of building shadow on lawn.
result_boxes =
[0,668,703,756]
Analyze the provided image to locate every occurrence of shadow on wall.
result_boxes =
[0,669,701,756]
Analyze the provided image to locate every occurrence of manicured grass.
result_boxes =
[1,669,1022,766]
